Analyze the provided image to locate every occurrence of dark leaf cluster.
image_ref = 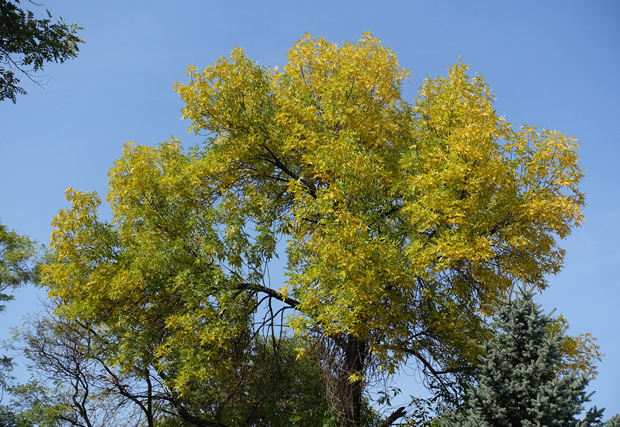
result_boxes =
[0,0,83,102]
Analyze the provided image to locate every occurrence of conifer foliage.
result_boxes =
[444,291,617,426]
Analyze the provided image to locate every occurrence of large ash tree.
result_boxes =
[41,33,587,425]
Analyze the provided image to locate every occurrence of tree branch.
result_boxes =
[238,282,300,309]
[380,406,407,427]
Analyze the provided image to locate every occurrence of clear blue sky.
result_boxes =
[1,0,618,417]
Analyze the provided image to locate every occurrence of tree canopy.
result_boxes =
[40,33,586,425]
[0,0,83,102]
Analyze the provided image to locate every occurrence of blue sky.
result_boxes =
[1,0,618,417]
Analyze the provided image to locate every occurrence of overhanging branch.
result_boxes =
[237,282,300,309]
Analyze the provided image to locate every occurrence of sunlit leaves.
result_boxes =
[43,142,263,399]
[43,33,587,414]
[174,33,585,376]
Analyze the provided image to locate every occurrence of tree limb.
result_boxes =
[380,406,407,427]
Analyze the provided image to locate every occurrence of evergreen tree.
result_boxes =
[443,291,616,426]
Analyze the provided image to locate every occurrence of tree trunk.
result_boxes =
[342,335,367,426]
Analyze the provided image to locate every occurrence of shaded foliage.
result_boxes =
[0,0,82,102]
[0,220,36,309]
[7,299,332,426]
[0,220,36,418]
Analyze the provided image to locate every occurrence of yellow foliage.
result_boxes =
[547,315,603,378]
[42,33,590,394]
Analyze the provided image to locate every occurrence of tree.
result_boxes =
[0,0,83,102]
[7,297,332,426]
[442,290,618,426]
[0,220,36,403]
[8,302,161,427]
[0,220,35,311]
[41,33,586,425]
[0,221,36,425]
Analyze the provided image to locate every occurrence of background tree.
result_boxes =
[0,220,35,312]
[7,296,333,426]
[42,34,586,425]
[8,301,161,426]
[0,0,83,102]
[0,220,36,417]
[441,290,618,426]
